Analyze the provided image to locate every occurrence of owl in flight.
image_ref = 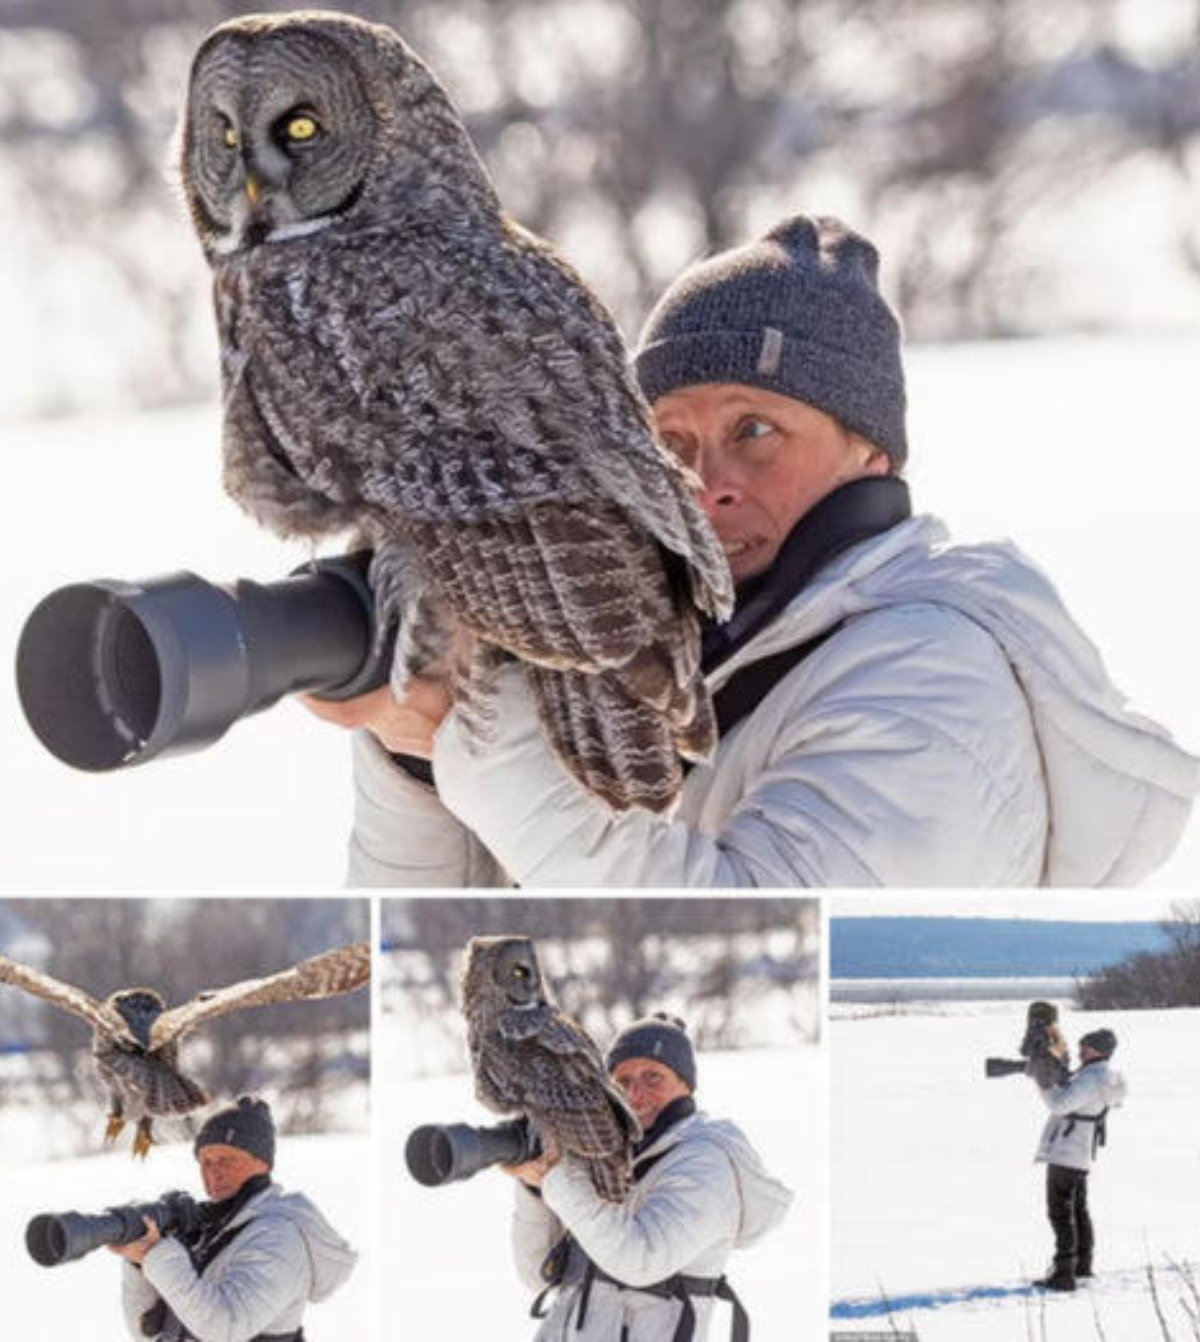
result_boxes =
[0,942,369,1157]
[179,11,733,814]
[461,935,639,1201]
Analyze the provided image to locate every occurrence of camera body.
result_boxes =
[26,1190,201,1267]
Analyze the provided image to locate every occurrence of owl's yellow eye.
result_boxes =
[222,125,238,149]
[512,965,530,979]
[286,115,319,143]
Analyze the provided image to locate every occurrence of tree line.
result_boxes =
[2,0,1198,413]
[1078,901,1200,1010]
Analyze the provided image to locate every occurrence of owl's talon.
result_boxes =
[132,1125,154,1160]
[105,1115,126,1144]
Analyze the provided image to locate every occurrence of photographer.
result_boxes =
[318,213,1195,889]
[1030,1029,1127,1292]
[111,1098,356,1341]
[501,1015,792,1341]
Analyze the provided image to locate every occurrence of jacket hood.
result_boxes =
[1077,1059,1128,1109]
[714,515,1198,885]
[232,1185,357,1302]
[645,1113,793,1249]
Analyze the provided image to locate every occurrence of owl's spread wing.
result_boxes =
[149,941,370,1048]
[0,953,127,1039]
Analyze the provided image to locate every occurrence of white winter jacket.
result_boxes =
[512,1111,792,1341]
[120,1183,357,1342]
[1034,1060,1127,1172]
[347,516,1198,887]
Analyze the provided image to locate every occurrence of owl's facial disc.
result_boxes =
[187,31,376,254]
[498,944,542,1007]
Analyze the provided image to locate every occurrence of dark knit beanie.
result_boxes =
[635,214,908,467]
[1079,1029,1118,1059]
[194,1096,276,1167]
[605,1013,696,1091]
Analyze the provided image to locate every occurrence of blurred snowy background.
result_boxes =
[1,0,1198,886]
[830,899,1200,1341]
[378,896,823,1337]
[0,896,371,1339]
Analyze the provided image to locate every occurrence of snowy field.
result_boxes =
[378,1037,824,1339]
[1,333,1198,887]
[832,1001,1200,1341]
[0,1129,372,1340]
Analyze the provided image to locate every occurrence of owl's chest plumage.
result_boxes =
[214,223,617,527]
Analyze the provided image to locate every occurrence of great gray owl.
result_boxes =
[0,942,369,1157]
[179,11,733,814]
[461,935,639,1201]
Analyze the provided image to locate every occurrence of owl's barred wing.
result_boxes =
[500,220,734,620]
[0,953,127,1039]
[148,942,370,1048]
[496,1004,604,1063]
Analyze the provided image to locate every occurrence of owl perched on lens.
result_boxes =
[0,943,370,1157]
[461,936,639,1201]
[178,10,732,814]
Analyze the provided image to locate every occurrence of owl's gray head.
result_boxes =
[180,10,499,257]
[462,936,546,1011]
[109,988,167,1048]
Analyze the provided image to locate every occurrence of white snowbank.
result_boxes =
[0,333,1197,886]
[377,1040,824,1339]
[0,1131,371,1340]
[832,1001,1200,1340]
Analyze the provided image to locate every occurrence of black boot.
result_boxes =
[1035,1266,1076,1292]
[1075,1259,1093,1279]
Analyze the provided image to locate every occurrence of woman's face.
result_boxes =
[654,383,890,582]
[611,1057,691,1129]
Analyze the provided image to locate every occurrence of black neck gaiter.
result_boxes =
[184,1172,273,1271]
[634,1095,697,1161]
[701,475,912,674]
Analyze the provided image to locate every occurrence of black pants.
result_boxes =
[1046,1164,1093,1272]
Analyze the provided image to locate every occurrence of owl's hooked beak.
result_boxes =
[245,175,262,207]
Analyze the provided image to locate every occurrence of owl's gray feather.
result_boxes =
[181,11,733,814]
[461,936,639,1202]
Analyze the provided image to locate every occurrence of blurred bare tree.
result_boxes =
[0,898,369,1148]
[1076,901,1200,1010]
[2,0,1197,414]
[382,896,818,1075]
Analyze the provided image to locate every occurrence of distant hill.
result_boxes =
[831,918,1169,979]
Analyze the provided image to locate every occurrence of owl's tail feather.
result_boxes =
[527,663,712,814]
[145,1069,209,1117]
[585,1156,632,1204]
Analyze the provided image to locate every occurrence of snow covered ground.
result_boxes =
[378,1038,824,1339]
[1,333,1197,887]
[832,1000,1200,1341]
[0,1129,371,1340]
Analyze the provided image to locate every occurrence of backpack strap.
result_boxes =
[1062,1107,1110,1157]
[710,623,844,741]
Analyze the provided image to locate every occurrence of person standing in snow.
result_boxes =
[312,213,1198,888]
[111,1097,357,1341]
[499,1014,792,1341]
[1030,1028,1127,1292]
